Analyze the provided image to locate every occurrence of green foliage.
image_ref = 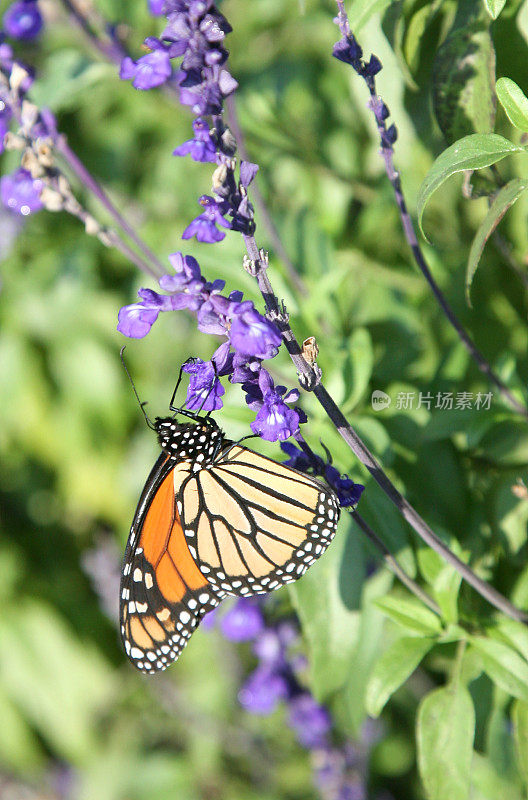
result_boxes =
[2,0,528,798]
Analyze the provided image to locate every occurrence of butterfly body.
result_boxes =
[120,415,340,673]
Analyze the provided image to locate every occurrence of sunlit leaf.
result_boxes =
[417,134,526,238]
[366,636,434,717]
[417,684,475,800]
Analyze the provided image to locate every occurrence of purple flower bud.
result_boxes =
[0,168,43,215]
[229,307,281,359]
[365,55,382,76]
[119,50,171,90]
[332,35,362,65]
[220,598,264,641]
[383,124,398,146]
[0,106,13,154]
[240,160,259,188]
[279,442,317,472]
[288,694,331,749]
[182,358,224,411]
[117,288,173,338]
[238,666,288,715]
[211,341,233,375]
[3,1,43,40]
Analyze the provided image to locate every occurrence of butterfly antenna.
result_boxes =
[120,346,156,430]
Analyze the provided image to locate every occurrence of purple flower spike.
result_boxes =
[119,49,171,90]
[220,598,264,641]
[117,288,173,338]
[3,1,43,40]
[0,168,43,215]
[288,694,332,749]
[173,117,217,162]
[238,666,288,715]
[229,307,281,359]
[182,358,224,411]
[182,195,231,243]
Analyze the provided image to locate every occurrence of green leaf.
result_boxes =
[433,5,496,145]
[290,526,365,701]
[366,636,435,717]
[417,685,475,800]
[512,699,528,788]
[470,637,528,701]
[417,134,527,237]
[466,178,528,302]
[483,0,508,19]
[497,77,528,132]
[374,595,442,636]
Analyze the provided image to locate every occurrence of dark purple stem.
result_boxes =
[334,0,527,419]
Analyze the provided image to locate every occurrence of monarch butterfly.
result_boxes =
[120,371,341,674]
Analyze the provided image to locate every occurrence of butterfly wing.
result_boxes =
[178,444,340,596]
[120,454,223,673]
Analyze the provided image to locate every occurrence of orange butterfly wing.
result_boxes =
[120,455,223,673]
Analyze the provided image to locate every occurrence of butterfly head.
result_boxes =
[155,417,224,464]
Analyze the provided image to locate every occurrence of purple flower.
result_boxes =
[3,1,43,40]
[159,251,202,291]
[332,35,363,66]
[182,358,224,411]
[0,106,13,154]
[220,598,264,641]
[280,441,323,473]
[288,693,332,749]
[173,117,216,162]
[238,666,288,715]
[148,0,165,14]
[182,195,231,243]
[229,307,281,359]
[120,49,171,90]
[249,370,300,442]
[117,288,173,338]
[0,168,43,215]
[325,464,364,508]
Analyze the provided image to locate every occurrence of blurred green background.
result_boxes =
[2,0,528,798]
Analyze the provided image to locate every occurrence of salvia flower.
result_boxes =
[182,358,224,411]
[288,693,332,749]
[119,49,172,90]
[3,0,43,41]
[116,288,174,338]
[238,665,289,715]
[173,117,216,162]
[220,598,264,641]
[148,0,165,15]
[248,369,301,442]
[0,104,13,154]
[229,306,281,359]
[182,194,231,242]
[0,168,43,215]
